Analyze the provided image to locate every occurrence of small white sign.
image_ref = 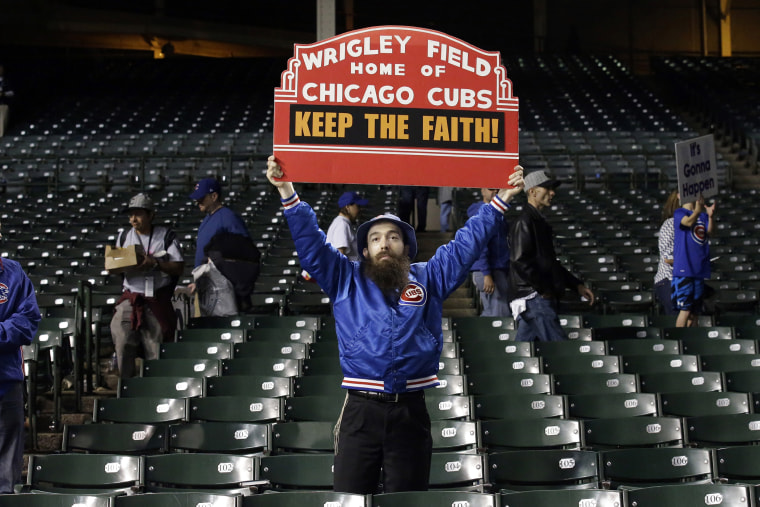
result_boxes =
[674,134,718,204]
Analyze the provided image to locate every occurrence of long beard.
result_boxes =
[362,251,411,295]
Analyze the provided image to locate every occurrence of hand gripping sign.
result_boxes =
[273,26,519,188]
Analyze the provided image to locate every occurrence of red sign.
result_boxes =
[273,26,519,188]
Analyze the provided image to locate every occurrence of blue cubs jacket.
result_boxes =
[282,192,509,393]
[0,258,40,397]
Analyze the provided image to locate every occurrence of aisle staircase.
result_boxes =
[415,231,480,318]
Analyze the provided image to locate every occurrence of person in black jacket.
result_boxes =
[508,171,594,341]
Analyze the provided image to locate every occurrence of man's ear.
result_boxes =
[404,245,410,257]
[363,248,369,259]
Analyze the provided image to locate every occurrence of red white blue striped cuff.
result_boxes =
[281,192,300,210]
[490,195,511,214]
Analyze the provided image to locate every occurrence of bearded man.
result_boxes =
[266,155,523,495]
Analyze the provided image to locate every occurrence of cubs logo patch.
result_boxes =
[0,283,8,304]
[692,223,707,245]
[399,281,426,306]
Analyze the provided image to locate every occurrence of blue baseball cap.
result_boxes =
[356,213,417,260]
[338,191,369,209]
[190,178,221,200]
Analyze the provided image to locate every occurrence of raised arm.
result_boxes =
[704,200,716,236]
[425,166,524,297]
[265,155,352,298]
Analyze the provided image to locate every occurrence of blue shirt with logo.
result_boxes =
[673,208,710,279]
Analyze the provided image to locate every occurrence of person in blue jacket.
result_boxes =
[467,188,511,317]
[188,177,252,312]
[0,237,41,493]
[189,177,250,269]
[267,155,524,494]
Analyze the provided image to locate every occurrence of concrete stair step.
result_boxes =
[443,307,478,318]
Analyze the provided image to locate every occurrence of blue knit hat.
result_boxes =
[356,213,417,260]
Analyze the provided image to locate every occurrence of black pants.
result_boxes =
[333,391,432,494]
[398,186,430,232]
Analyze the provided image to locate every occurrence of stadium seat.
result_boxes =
[371,491,494,507]
[532,340,606,357]
[686,413,760,447]
[639,371,724,394]
[498,488,622,507]
[600,447,713,488]
[582,313,648,328]
[177,328,246,344]
[681,338,757,356]
[301,357,343,376]
[248,293,286,315]
[188,396,283,423]
[459,340,532,361]
[624,483,752,507]
[141,358,221,378]
[233,341,308,360]
[425,394,474,421]
[428,452,487,491]
[253,315,322,331]
[474,394,566,420]
[168,421,270,454]
[0,493,114,507]
[660,391,750,417]
[592,326,662,340]
[662,326,735,341]
[567,392,659,419]
[24,453,141,494]
[700,354,760,372]
[552,373,639,395]
[467,372,553,396]
[62,422,167,454]
[601,290,655,314]
[481,418,583,451]
[488,449,600,491]
[143,453,258,494]
[205,375,293,398]
[221,357,302,377]
[270,420,335,453]
[542,355,621,375]
[715,445,760,484]
[188,316,257,330]
[159,341,233,360]
[284,395,344,422]
[247,328,316,344]
[430,420,480,452]
[452,316,515,342]
[438,357,466,376]
[286,292,332,315]
[712,289,759,314]
[292,374,344,397]
[583,416,684,449]
[116,492,241,507]
[259,454,335,490]
[622,354,699,374]
[118,376,204,398]
[93,397,187,424]
[430,374,468,397]
[605,338,680,356]
[243,491,368,507]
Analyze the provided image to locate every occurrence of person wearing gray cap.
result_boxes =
[508,170,594,342]
[108,193,184,378]
[266,155,523,494]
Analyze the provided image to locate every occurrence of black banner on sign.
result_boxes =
[289,105,504,151]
